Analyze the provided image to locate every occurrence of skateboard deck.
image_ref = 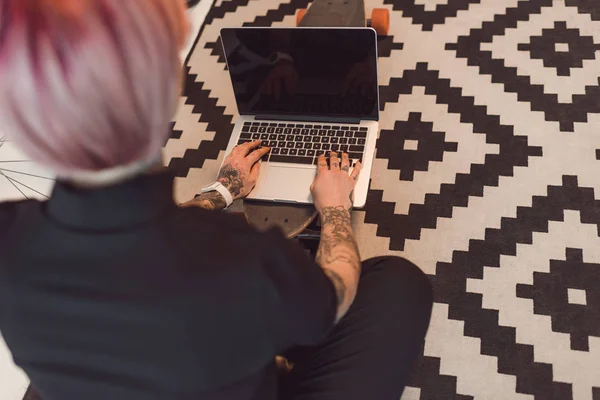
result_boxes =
[244,202,318,239]
[299,0,366,27]
[297,0,389,35]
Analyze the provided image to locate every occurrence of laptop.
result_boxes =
[220,27,379,208]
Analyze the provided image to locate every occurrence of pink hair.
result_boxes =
[0,0,189,177]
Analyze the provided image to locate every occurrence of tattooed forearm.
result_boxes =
[218,165,243,198]
[180,191,227,211]
[316,206,361,321]
[316,206,361,273]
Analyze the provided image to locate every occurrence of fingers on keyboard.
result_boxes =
[242,122,366,166]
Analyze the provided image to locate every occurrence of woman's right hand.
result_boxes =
[310,152,362,212]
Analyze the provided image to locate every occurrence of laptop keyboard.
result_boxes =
[237,121,368,166]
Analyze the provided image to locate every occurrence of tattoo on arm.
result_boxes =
[316,206,361,274]
[183,163,244,210]
[317,206,361,317]
[182,191,227,211]
[218,165,243,198]
[324,268,347,306]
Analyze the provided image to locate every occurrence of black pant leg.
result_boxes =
[279,257,433,400]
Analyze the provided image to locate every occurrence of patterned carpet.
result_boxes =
[164,0,600,399]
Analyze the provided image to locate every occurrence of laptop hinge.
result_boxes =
[254,114,362,124]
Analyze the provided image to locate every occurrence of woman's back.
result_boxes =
[0,173,336,400]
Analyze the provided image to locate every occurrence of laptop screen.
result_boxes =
[220,28,379,120]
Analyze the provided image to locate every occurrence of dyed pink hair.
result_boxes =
[0,0,189,177]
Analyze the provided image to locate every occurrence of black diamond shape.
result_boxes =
[376,112,458,181]
[517,21,600,76]
[432,175,600,399]
[367,63,543,251]
[516,248,600,351]
[446,0,600,131]
[383,0,481,31]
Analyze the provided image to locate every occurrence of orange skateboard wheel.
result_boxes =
[296,9,307,26]
[371,8,390,36]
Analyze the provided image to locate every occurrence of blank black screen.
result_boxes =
[221,28,379,120]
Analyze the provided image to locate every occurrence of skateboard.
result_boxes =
[296,0,390,36]
[243,202,318,239]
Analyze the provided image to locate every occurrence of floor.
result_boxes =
[0,1,213,398]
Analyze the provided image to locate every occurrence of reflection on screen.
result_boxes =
[221,28,379,120]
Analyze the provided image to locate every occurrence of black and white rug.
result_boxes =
[164,0,600,399]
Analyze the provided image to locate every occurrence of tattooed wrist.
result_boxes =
[192,191,227,211]
[319,206,352,226]
[217,165,243,199]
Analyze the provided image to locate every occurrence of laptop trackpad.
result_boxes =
[254,165,315,203]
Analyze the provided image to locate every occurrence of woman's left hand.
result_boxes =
[218,140,270,200]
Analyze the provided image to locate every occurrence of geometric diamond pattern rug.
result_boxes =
[164,0,600,399]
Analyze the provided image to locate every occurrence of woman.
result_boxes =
[0,1,433,399]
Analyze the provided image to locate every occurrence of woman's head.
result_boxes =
[0,0,189,181]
